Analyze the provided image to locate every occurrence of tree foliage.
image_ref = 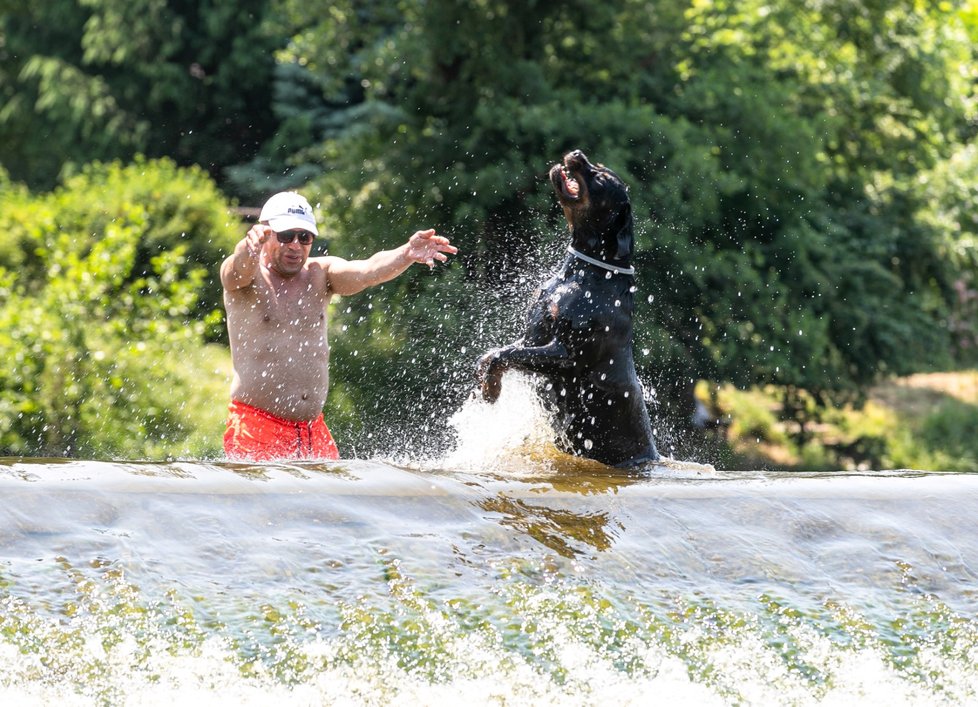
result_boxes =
[0,160,235,457]
[248,0,978,454]
[0,0,281,193]
[0,157,239,326]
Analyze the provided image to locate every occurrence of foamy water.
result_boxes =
[1,387,976,704]
[441,373,568,472]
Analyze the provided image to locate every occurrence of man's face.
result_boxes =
[265,228,314,277]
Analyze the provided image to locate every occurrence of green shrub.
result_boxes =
[914,401,978,471]
[0,157,240,327]
[0,161,235,458]
[718,386,786,445]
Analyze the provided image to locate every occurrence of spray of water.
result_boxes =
[439,373,565,473]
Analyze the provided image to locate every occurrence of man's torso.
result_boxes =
[224,261,332,420]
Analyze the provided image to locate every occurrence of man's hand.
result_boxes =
[221,224,272,291]
[245,224,272,257]
[404,229,458,268]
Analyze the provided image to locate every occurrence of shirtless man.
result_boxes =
[221,191,457,461]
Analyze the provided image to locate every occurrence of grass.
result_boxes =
[706,371,978,472]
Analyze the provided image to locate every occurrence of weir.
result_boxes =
[1,458,976,704]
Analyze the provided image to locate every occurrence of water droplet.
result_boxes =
[584,439,593,450]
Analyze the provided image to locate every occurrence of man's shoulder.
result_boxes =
[306,255,350,282]
[307,254,347,270]
[301,257,339,291]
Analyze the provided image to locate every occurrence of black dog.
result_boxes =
[475,150,659,468]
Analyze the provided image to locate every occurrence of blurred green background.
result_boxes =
[1,0,977,469]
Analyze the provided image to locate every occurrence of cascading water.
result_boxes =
[1,385,976,705]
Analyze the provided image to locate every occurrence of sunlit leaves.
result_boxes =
[227,0,978,450]
[0,161,231,457]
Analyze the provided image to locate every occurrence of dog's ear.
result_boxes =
[613,203,634,261]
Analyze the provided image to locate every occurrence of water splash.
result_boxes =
[439,373,564,473]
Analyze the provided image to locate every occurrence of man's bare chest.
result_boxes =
[228,273,329,333]
[259,289,327,328]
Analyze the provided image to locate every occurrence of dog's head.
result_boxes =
[549,150,634,264]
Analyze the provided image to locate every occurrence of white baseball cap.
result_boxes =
[258,191,319,235]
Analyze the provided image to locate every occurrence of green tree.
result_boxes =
[262,0,977,458]
[0,159,236,457]
[0,0,281,194]
[652,0,975,444]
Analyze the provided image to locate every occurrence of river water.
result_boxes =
[1,456,976,706]
[1,382,977,705]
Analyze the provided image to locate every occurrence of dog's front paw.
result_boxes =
[481,368,503,403]
[475,350,504,404]
[474,349,497,380]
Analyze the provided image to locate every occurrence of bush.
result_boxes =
[717,385,786,445]
[0,157,240,329]
[897,400,978,472]
[0,160,235,458]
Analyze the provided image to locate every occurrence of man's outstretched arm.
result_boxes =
[326,229,457,296]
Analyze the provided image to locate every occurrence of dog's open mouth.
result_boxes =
[552,150,594,203]
[562,168,581,198]
[552,164,583,202]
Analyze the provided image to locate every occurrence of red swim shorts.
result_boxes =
[224,400,340,461]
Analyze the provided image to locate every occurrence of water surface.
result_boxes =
[1,457,976,705]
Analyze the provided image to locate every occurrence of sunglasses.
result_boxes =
[275,229,314,245]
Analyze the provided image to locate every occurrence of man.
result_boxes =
[221,191,457,461]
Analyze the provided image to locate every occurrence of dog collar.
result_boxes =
[567,246,636,275]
